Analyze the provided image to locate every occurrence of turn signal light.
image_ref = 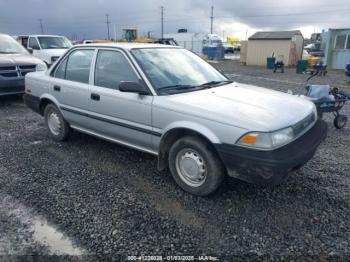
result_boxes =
[241,135,257,144]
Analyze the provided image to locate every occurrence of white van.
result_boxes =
[17,35,72,66]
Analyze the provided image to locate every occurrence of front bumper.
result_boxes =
[345,69,350,77]
[0,78,25,96]
[215,119,328,185]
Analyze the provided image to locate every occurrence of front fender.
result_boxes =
[156,121,221,171]
[161,121,221,144]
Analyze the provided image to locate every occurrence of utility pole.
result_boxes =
[114,24,117,42]
[39,19,44,34]
[210,6,214,34]
[161,6,164,39]
[105,14,111,40]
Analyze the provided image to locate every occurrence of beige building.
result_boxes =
[246,31,304,67]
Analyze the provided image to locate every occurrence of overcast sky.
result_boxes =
[0,0,349,40]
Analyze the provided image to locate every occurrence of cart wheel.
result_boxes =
[334,115,348,129]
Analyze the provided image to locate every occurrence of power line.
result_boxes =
[39,19,44,34]
[105,13,110,40]
[210,5,214,34]
[161,6,164,39]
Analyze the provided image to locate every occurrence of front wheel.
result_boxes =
[168,136,225,196]
[44,103,70,141]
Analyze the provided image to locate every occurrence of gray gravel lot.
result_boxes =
[0,61,350,261]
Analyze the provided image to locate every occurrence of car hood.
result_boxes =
[40,49,68,57]
[0,53,43,66]
[156,82,316,132]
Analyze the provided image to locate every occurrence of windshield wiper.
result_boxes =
[198,80,233,88]
[157,80,232,94]
[158,84,197,91]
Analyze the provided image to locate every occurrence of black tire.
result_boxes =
[44,103,70,141]
[334,114,347,129]
[168,136,225,196]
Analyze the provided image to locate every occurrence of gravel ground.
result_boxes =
[0,61,350,261]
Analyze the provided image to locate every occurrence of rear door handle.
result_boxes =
[53,85,61,92]
[91,93,100,101]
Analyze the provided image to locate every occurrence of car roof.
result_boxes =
[74,42,181,50]
[19,35,66,38]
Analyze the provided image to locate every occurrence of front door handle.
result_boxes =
[91,93,100,101]
[53,85,61,92]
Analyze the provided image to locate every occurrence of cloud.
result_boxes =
[0,0,349,40]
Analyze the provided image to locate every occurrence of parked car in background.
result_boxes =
[17,35,72,66]
[24,43,327,196]
[302,49,312,60]
[235,43,241,51]
[222,42,234,53]
[304,43,324,57]
[345,62,350,77]
[0,33,46,96]
[152,38,178,46]
[83,40,94,44]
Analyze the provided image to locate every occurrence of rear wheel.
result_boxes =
[334,114,347,129]
[168,136,225,196]
[44,103,70,141]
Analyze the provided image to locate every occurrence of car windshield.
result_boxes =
[38,36,72,49]
[131,48,228,94]
[0,34,28,54]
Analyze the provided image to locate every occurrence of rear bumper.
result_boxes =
[215,119,328,185]
[23,93,41,114]
[0,79,25,96]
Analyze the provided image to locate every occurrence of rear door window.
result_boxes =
[65,49,94,84]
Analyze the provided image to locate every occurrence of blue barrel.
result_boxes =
[202,47,215,60]
[203,46,225,60]
[267,57,276,69]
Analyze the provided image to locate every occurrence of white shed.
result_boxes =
[246,30,304,67]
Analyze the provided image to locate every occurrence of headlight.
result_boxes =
[237,127,294,149]
[36,63,47,72]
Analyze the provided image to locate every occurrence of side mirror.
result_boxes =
[119,81,151,95]
[27,47,33,54]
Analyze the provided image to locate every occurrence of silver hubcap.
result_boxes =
[48,112,61,136]
[175,148,207,187]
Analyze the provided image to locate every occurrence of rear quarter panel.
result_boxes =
[25,71,55,102]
